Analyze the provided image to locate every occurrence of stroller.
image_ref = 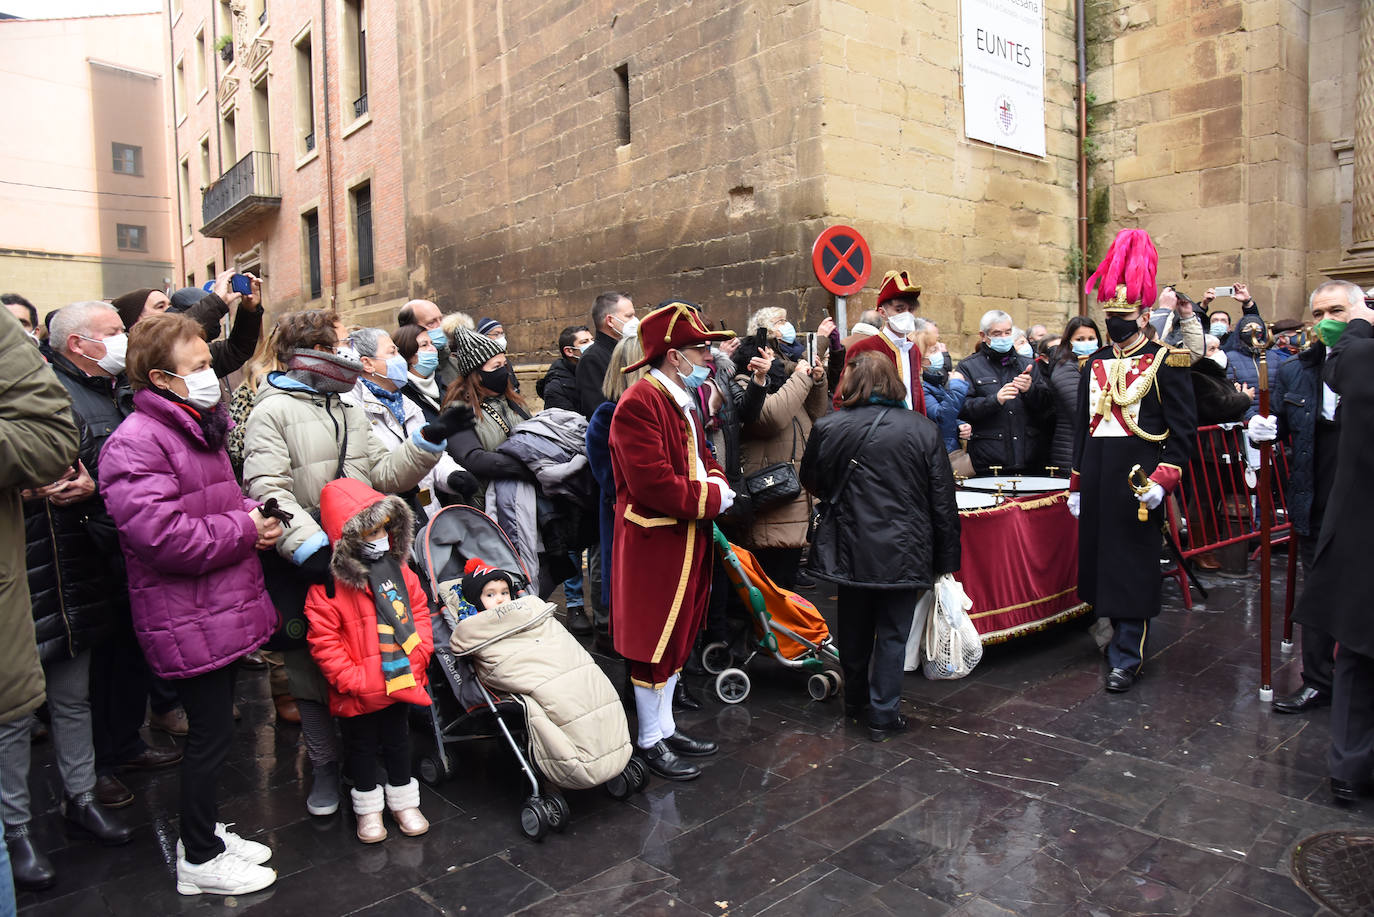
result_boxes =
[412,504,647,841]
[704,525,843,705]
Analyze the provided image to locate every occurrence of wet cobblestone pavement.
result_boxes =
[16,561,1374,915]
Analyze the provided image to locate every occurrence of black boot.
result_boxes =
[664,730,717,757]
[63,791,132,846]
[5,823,56,890]
[636,741,700,781]
[565,607,593,637]
[672,680,702,711]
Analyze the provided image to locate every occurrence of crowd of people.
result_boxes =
[1,244,1370,908]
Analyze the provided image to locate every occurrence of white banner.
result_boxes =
[960,0,1046,157]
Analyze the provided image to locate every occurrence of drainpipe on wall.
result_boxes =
[165,0,185,287]
[320,0,339,308]
[1076,0,1089,316]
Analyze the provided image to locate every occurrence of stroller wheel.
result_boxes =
[418,754,449,787]
[543,793,570,832]
[715,668,751,705]
[626,756,650,793]
[520,797,549,841]
[825,670,843,697]
[807,673,830,701]
[606,771,632,800]
[702,642,732,675]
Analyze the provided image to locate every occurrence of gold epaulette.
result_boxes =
[1165,347,1192,368]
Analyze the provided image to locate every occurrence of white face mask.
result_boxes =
[80,332,128,374]
[360,533,390,561]
[493,335,508,350]
[161,367,222,409]
[1209,350,1228,370]
[886,310,916,336]
[616,315,640,340]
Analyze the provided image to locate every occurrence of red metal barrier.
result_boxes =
[1164,423,1295,615]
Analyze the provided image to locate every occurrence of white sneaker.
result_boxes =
[176,849,276,896]
[176,823,272,866]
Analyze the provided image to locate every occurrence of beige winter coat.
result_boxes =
[735,363,829,550]
[449,595,632,790]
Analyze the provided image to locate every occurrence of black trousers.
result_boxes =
[753,547,802,592]
[836,585,922,724]
[1329,646,1374,784]
[1296,531,1337,694]
[1106,618,1149,674]
[339,704,411,792]
[174,664,238,864]
[90,622,151,774]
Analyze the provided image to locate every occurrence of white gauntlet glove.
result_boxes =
[1138,483,1165,511]
[1066,493,1080,518]
[1247,414,1278,444]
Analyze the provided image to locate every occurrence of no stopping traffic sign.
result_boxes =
[811,225,872,296]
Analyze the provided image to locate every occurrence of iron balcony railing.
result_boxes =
[354,94,368,118]
[201,150,281,238]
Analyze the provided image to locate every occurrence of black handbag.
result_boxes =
[743,419,803,512]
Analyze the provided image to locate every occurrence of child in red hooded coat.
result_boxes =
[305,479,433,844]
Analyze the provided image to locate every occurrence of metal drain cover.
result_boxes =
[1293,831,1374,916]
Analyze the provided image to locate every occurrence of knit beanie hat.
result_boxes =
[111,288,157,330]
[460,557,515,608]
[476,316,503,336]
[450,327,505,377]
[168,286,210,312]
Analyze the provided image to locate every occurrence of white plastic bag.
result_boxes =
[903,591,936,672]
[920,574,983,680]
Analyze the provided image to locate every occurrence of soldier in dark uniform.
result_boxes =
[1068,229,1198,692]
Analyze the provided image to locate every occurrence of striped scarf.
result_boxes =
[366,557,421,695]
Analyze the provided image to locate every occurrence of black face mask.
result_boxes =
[1106,316,1140,344]
[478,364,510,394]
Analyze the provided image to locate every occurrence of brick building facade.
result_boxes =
[168,0,407,327]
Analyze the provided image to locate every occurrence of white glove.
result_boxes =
[712,480,735,514]
[1138,483,1165,511]
[1067,492,1080,518]
[1247,413,1278,444]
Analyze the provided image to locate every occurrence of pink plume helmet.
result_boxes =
[1084,228,1159,312]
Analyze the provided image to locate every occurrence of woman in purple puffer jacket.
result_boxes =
[99,313,281,898]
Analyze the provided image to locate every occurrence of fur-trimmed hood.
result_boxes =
[317,478,415,590]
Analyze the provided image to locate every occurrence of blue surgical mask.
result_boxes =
[413,351,440,377]
[577,340,594,355]
[676,353,712,390]
[1071,339,1098,358]
[926,351,945,370]
[1209,323,1228,337]
[1015,344,1034,359]
[988,336,1014,354]
[427,328,448,350]
[384,354,409,386]
[778,322,797,344]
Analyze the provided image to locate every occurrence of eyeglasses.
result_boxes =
[680,343,710,352]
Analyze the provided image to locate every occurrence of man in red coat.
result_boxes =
[609,300,734,781]
[837,269,928,414]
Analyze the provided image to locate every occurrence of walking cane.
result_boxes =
[1249,326,1275,701]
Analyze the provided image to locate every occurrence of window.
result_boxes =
[252,0,267,27]
[195,27,207,96]
[116,224,147,252]
[175,57,187,120]
[614,63,630,145]
[207,261,217,281]
[112,142,142,175]
[352,182,373,285]
[221,108,237,165]
[252,76,271,153]
[199,136,211,186]
[217,0,232,47]
[178,158,193,238]
[187,272,195,288]
[294,31,316,156]
[342,0,368,120]
[303,210,322,299]
[171,0,182,18]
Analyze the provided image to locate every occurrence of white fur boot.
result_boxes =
[350,786,387,844]
[384,779,429,837]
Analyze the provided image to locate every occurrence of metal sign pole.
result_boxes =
[834,295,848,337]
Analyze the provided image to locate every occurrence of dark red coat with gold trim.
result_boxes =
[608,375,727,673]
[835,332,927,414]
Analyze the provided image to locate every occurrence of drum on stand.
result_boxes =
[956,491,1000,511]
[960,475,1068,496]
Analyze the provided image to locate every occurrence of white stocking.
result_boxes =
[659,673,679,740]
[634,685,664,749]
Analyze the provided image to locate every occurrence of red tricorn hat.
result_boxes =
[875,270,922,307]
[622,300,734,372]
[1085,228,1159,312]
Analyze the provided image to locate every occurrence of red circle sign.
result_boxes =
[811,225,872,296]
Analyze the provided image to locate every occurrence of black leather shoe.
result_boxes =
[592,630,621,659]
[1331,778,1368,804]
[672,680,702,711]
[5,824,56,890]
[795,570,816,589]
[94,774,133,809]
[565,608,593,637]
[63,792,132,846]
[636,741,701,781]
[120,745,182,770]
[663,731,717,757]
[1105,668,1136,693]
[1272,685,1331,714]
[868,714,909,743]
